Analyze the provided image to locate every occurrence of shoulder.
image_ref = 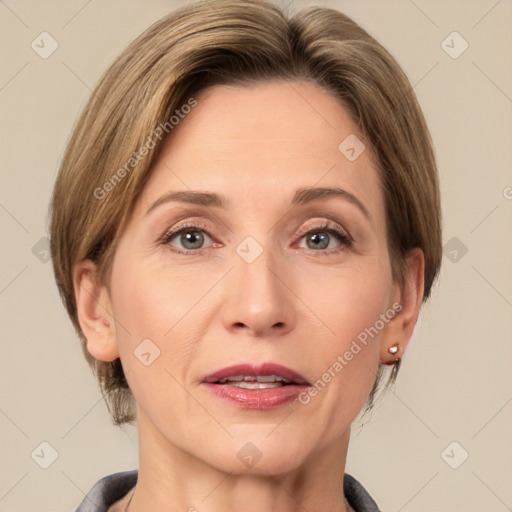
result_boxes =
[74,470,138,512]
[343,473,383,512]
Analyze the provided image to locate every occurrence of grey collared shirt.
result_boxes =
[75,470,383,512]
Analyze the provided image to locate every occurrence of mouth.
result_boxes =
[201,362,310,386]
[201,363,310,409]
[213,375,297,389]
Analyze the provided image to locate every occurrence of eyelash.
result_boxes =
[296,221,353,255]
[160,221,353,256]
[160,221,216,255]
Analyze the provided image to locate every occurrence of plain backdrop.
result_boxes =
[1,1,511,511]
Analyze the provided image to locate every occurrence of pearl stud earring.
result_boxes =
[388,344,399,355]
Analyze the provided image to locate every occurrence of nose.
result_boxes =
[221,244,296,338]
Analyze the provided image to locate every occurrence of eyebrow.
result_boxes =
[146,190,225,214]
[146,186,370,220]
[293,187,370,220]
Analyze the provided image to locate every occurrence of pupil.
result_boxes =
[308,232,329,250]
[182,231,203,249]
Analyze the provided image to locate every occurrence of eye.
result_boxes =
[296,222,352,253]
[161,222,215,254]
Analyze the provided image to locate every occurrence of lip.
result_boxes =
[201,363,309,385]
[201,363,310,410]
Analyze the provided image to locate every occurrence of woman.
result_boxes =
[49,1,441,510]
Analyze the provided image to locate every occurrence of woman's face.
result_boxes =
[104,81,402,473]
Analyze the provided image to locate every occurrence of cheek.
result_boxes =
[108,255,196,391]
[111,271,165,342]
[110,252,204,343]
[300,256,392,346]
[108,264,202,433]
[297,260,392,410]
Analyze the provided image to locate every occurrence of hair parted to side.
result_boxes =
[49,0,442,426]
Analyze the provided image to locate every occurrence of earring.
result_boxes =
[385,344,401,382]
[385,343,401,367]
[388,344,399,355]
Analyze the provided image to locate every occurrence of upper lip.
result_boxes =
[201,363,309,385]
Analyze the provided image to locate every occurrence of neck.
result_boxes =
[127,409,354,512]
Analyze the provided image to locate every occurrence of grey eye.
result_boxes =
[179,230,205,250]
[165,228,212,251]
[306,232,331,250]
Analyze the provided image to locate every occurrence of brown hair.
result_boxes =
[49,0,442,426]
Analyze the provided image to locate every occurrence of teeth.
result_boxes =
[226,375,245,382]
[257,375,281,382]
[225,381,284,389]
[217,375,293,385]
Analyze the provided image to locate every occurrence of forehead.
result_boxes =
[137,80,383,219]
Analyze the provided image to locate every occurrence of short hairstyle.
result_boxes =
[49,0,442,426]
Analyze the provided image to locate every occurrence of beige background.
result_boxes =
[1,0,511,511]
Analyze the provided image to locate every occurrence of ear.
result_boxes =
[73,260,119,362]
[380,248,425,363]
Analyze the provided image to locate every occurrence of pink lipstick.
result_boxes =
[201,363,310,410]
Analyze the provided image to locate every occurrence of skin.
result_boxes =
[74,80,424,512]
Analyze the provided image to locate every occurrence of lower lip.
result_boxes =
[202,383,308,409]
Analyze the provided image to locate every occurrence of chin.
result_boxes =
[195,434,310,476]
